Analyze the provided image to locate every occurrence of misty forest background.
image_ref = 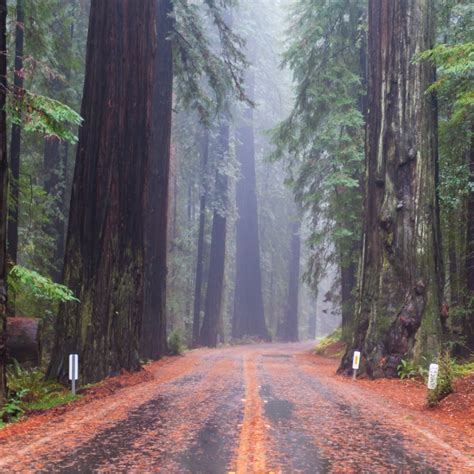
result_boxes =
[0,0,473,408]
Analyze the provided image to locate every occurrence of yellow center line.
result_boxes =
[234,353,268,474]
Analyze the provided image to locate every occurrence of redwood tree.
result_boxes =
[192,128,209,347]
[47,0,172,383]
[280,219,301,342]
[340,0,443,378]
[0,0,8,405]
[200,120,229,347]
[232,62,267,341]
[7,0,24,314]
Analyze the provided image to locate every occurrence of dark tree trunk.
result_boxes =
[232,65,267,341]
[192,129,209,347]
[200,120,229,347]
[0,0,8,406]
[465,127,474,350]
[7,0,24,315]
[140,0,173,360]
[282,219,301,342]
[47,0,173,383]
[340,251,357,341]
[340,0,442,378]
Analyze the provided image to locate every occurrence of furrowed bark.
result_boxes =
[140,0,173,360]
[339,0,443,378]
[47,0,172,383]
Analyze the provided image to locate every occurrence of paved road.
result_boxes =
[0,343,473,473]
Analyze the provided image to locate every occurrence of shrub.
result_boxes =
[427,350,454,407]
[315,327,342,355]
[168,330,186,356]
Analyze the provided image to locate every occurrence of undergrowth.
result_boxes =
[427,351,455,407]
[168,330,186,356]
[315,327,342,355]
[0,361,76,428]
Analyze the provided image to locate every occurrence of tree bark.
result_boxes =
[192,129,209,347]
[232,64,267,341]
[340,0,442,378]
[47,0,172,383]
[200,120,229,347]
[7,0,24,315]
[140,0,173,360]
[281,219,300,342]
[0,0,8,406]
[465,126,474,350]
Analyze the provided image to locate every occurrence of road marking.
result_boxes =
[235,354,267,473]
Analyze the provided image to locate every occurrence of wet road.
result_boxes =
[0,342,473,473]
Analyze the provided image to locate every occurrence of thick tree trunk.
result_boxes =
[47,0,172,383]
[281,219,301,342]
[0,0,8,406]
[140,0,173,360]
[192,129,209,347]
[200,120,229,347]
[7,0,24,315]
[232,66,267,341]
[340,0,442,378]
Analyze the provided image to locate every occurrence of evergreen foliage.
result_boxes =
[271,0,366,289]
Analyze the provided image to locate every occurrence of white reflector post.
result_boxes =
[69,354,79,396]
[352,351,361,370]
[427,363,439,390]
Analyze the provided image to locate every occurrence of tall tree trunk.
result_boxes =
[43,1,75,283]
[192,129,209,347]
[465,127,474,350]
[232,63,267,341]
[47,0,173,383]
[339,251,357,341]
[7,0,24,315]
[281,219,301,342]
[140,0,173,360]
[0,0,8,406]
[340,0,442,378]
[200,120,229,347]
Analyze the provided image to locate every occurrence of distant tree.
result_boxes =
[280,218,301,342]
[340,0,443,378]
[192,128,209,347]
[272,0,366,340]
[232,43,267,341]
[200,119,229,347]
[7,0,25,314]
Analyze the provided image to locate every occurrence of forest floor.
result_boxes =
[0,342,473,473]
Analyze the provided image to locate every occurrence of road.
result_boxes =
[0,342,473,473]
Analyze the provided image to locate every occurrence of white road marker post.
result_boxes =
[69,354,79,396]
[352,351,360,380]
[427,363,439,390]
